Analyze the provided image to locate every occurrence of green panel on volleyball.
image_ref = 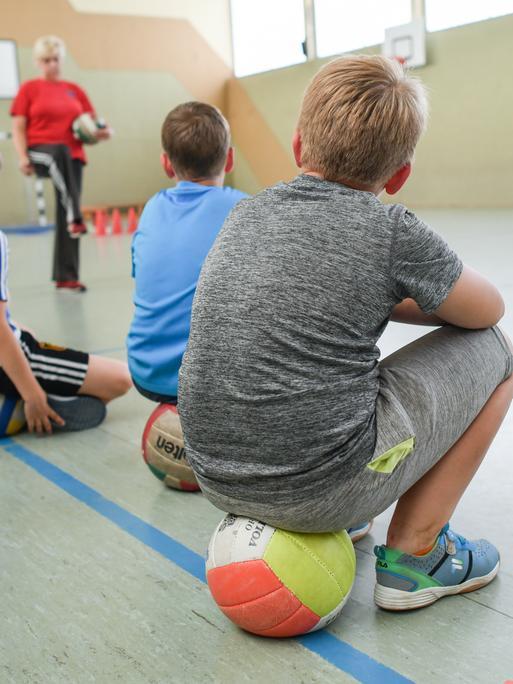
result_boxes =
[147,463,166,482]
[263,530,355,617]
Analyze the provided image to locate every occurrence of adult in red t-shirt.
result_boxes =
[11,35,111,292]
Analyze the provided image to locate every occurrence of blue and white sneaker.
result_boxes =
[347,521,373,543]
[374,523,500,611]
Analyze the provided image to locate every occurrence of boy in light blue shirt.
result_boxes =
[127,102,247,403]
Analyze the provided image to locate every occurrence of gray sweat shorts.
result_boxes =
[200,326,513,532]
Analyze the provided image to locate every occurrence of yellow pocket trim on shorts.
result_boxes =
[366,436,415,474]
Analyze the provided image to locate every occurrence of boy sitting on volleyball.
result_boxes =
[179,56,513,611]
[126,101,247,406]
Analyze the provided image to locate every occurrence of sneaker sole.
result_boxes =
[374,560,500,611]
[349,520,373,543]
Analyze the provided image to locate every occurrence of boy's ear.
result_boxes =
[384,163,411,195]
[292,130,302,168]
[224,146,234,174]
[160,152,176,179]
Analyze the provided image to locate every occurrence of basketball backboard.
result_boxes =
[383,18,426,68]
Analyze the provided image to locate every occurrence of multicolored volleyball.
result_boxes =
[141,403,200,492]
[72,113,105,145]
[0,395,26,437]
[206,514,356,637]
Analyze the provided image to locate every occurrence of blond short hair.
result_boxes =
[297,55,428,186]
[33,35,66,61]
[161,101,230,180]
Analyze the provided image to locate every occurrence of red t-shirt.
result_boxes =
[10,79,95,163]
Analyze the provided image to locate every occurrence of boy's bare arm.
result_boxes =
[434,265,504,329]
[390,299,444,326]
[0,305,63,433]
[391,266,504,330]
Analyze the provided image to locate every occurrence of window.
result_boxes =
[231,0,306,77]
[0,40,19,99]
[314,0,411,59]
[426,0,513,32]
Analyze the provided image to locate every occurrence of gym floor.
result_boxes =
[1,210,513,684]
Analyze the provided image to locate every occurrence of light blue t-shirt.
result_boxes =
[127,181,247,397]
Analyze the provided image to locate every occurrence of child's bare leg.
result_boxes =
[387,359,513,554]
[79,355,132,403]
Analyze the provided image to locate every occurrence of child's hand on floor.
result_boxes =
[24,388,65,434]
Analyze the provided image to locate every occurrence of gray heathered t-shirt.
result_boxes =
[178,174,463,505]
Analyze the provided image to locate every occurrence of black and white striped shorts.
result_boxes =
[0,330,89,398]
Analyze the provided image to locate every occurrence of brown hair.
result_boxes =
[161,101,230,180]
[297,55,428,186]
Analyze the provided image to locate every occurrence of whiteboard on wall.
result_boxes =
[0,40,20,99]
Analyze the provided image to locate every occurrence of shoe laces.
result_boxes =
[443,524,473,551]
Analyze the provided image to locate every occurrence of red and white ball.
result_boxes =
[206,514,356,637]
[141,403,200,492]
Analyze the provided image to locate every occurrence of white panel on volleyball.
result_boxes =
[311,582,355,632]
[206,514,276,569]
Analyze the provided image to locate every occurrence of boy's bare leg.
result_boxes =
[79,355,132,403]
[387,361,513,554]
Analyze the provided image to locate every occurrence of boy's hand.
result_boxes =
[24,389,65,435]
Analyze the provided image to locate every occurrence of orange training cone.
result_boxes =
[127,207,138,234]
[112,208,123,235]
[94,210,106,237]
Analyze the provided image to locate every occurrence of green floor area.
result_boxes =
[1,211,513,683]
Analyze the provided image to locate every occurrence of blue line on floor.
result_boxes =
[2,438,414,684]
[0,224,54,234]
[1,439,204,581]
[298,631,413,684]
